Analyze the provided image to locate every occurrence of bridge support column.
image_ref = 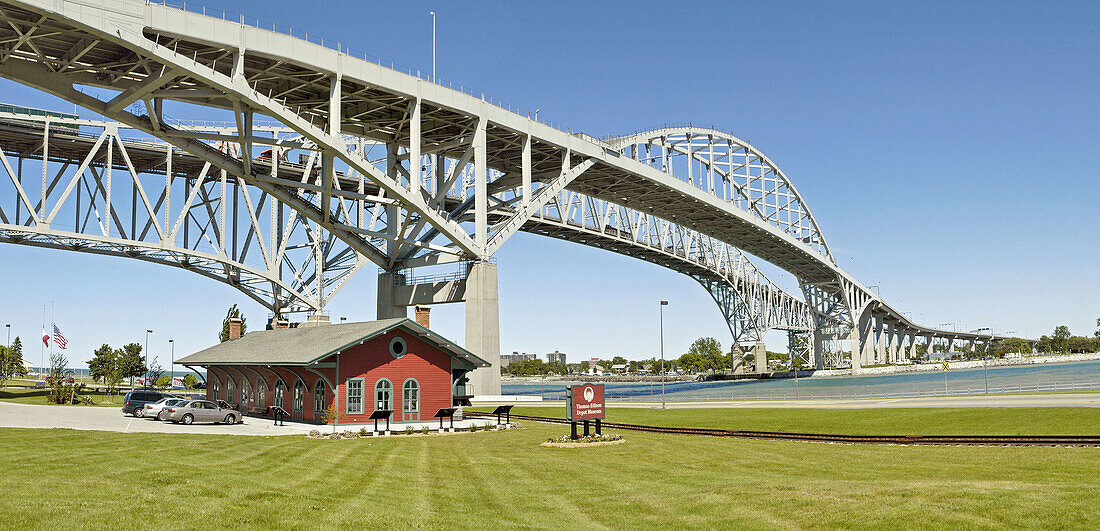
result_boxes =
[813,331,826,370]
[753,342,768,373]
[853,309,872,371]
[465,261,501,396]
[376,273,408,319]
[873,315,886,365]
[908,331,918,361]
[887,322,899,363]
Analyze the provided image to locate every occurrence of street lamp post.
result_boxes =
[169,339,174,388]
[144,329,152,386]
[659,300,668,410]
[5,323,9,348]
[429,11,436,82]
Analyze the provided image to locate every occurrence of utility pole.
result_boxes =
[169,339,174,388]
[429,11,436,82]
[659,300,668,410]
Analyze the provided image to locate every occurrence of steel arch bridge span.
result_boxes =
[0,110,814,341]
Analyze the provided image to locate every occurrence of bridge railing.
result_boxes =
[146,1,573,133]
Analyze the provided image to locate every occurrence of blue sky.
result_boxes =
[1,0,1097,370]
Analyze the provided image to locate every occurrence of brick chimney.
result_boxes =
[414,306,430,329]
[228,317,243,340]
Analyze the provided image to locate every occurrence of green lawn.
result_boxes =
[0,387,124,407]
[0,423,1097,528]
[478,406,1100,436]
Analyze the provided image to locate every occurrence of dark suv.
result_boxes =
[122,389,176,417]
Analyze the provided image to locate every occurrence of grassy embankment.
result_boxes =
[0,379,124,407]
[1,407,1099,527]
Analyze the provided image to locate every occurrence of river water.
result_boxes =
[502,360,1100,401]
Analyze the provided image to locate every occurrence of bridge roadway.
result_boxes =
[0,0,1025,394]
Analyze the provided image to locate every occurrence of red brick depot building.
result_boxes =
[176,318,488,424]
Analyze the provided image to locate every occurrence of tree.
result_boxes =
[87,344,114,383]
[684,337,724,373]
[183,374,198,388]
[1095,317,1100,339]
[155,374,172,389]
[1052,325,1071,354]
[119,343,145,386]
[0,336,27,386]
[146,360,165,389]
[219,304,247,342]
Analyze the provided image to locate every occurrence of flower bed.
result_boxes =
[541,433,625,448]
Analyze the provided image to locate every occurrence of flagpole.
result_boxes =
[40,304,45,377]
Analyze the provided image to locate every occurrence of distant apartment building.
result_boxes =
[501,351,537,368]
[546,350,567,365]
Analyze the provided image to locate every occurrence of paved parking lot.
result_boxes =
[0,401,500,436]
[0,401,319,436]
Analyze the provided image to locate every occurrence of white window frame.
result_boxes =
[346,377,364,415]
[314,380,326,414]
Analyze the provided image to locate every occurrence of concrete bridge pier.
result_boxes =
[464,261,501,396]
[813,331,826,370]
[752,342,768,373]
[874,315,886,365]
[376,272,408,319]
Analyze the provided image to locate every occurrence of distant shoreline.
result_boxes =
[809,352,1100,378]
[502,352,1100,384]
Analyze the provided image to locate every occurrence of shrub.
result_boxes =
[405,425,415,435]
[359,427,368,437]
[468,423,477,432]
[421,426,429,435]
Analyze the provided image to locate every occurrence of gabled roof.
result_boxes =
[176,318,489,368]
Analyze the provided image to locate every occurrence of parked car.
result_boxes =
[122,389,177,417]
[162,400,239,425]
[144,397,189,421]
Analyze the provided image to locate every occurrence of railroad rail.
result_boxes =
[464,412,1100,447]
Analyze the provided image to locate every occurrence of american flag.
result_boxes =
[53,324,67,350]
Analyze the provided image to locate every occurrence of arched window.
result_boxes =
[293,379,305,413]
[375,379,393,415]
[240,378,251,406]
[314,380,326,415]
[402,379,420,421]
[226,376,236,405]
[257,379,267,407]
[274,379,287,410]
[211,375,221,401]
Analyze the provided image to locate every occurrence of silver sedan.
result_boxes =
[145,397,188,421]
[163,400,238,425]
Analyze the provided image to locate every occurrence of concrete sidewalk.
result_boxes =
[0,401,500,436]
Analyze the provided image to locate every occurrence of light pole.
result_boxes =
[659,300,668,410]
[169,339,174,388]
[144,329,152,387]
[5,323,9,348]
[429,11,436,82]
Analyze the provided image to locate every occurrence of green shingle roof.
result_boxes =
[176,318,488,368]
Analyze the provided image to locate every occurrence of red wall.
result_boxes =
[203,326,451,423]
[335,327,452,423]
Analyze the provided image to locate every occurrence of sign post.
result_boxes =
[565,383,605,439]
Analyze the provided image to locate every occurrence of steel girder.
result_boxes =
[0,112,364,315]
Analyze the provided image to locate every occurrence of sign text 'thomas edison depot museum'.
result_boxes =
[566,383,605,421]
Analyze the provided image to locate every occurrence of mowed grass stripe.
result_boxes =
[0,423,1097,528]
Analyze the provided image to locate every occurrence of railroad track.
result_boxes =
[464,412,1100,447]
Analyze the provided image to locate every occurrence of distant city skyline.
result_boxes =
[1,1,1098,371]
